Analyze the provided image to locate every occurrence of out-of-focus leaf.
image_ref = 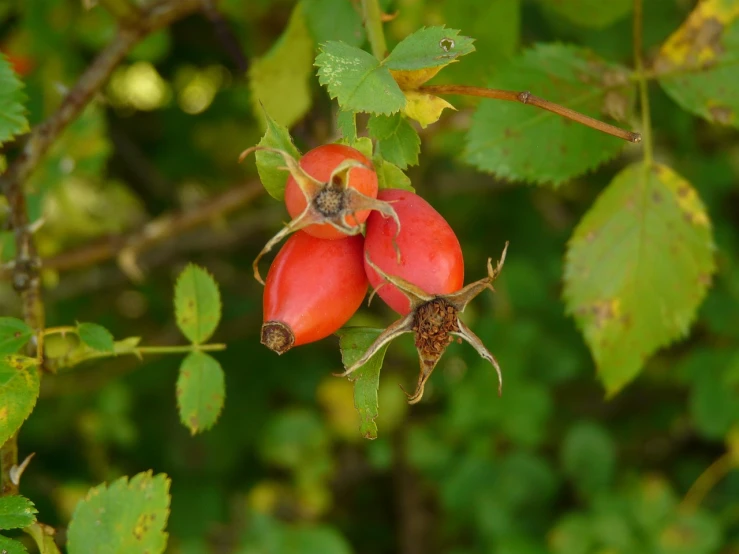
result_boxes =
[0,495,37,530]
[465,44,636,185]
[690,368,739,439]
[67,472,171,554]
[655,1,739,127]
[76,322,115,354]
[336,328,389,440]
[304,0,365,46]
[0,53,29,145]
[564,163,715,394]
[315,41,406,114]
[249,3,314,129]
[0,355,40,447]
[374,157,414,192]
[174,264,222,345]
[176,352,226,435]
[259,410,329,469]
[549,514,595,554]
[367,113,420,169]
[252,110,301,201]
[384,26,475,71]
[658,511,722,554]
[0,318,34,356]
[538,0,632,29]
[238,512,352,554]
[560,422,615,494]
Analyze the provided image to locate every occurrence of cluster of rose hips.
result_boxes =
[242,143,507,404]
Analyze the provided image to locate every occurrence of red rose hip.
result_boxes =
[364,189,464,315]
[262,231,368,354]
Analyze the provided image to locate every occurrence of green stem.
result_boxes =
[362,0,387,60]
[680,452,736,513]
[136,343,227,355]
[43,326,77,337]
[633,0,653,165]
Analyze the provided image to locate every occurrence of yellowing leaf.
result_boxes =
[564,163,716,394]
[402,91,455,128]
[390,66,443,89]
[249,2,314,128]
[655,0,739,127]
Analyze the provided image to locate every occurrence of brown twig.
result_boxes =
[420,84,642,143]
[44,181,263,279]
[0,0,211,497]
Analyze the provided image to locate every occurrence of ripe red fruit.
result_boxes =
[284,144,378,239]
[262,231,368,354]
[364,189,464,315]
[240,143,399,284]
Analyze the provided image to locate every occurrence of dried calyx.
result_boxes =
[239,146,400,285]
[338,242,509,404]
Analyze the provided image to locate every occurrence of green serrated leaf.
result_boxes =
[374,157,414,191]
[0,318,33,356]
[336,328,390,440]
[0,355,40,447]
[77,322,115,354]
[176,352,225,435]
[254,110,301,201]
[304,0,365,46]
[345,136,373,160]
[560,422,615,494]
[0,535,28,554]
[249,2,314,129]
[465,44,636,185]
[367,113,420,169]
[0,495,37,530]
[384,26,475,71]
[337,110,357,142]
[564,163,716,394]
[174,264,222,345]
[315,41,406,114]
[655,1,739,127]
[67,471,171,554]
[0,53,29,145]
[538,0,632,29]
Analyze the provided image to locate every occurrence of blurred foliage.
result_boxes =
[0,0,738,553]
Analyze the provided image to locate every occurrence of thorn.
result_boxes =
[10,452,35,486]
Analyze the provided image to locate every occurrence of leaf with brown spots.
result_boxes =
[655,0,739,127]
[176,351,225,435]
[67,471,171,554]
[0,317,34,356]
[465,44,636,185]
[174,264,222,345]
[0,355,40,447]
[564,163,716,394]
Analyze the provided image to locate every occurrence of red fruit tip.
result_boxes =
[261,321,295,354]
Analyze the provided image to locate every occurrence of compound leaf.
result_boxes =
[564,163,715,394]
[174,264,222,345]
[315,41,405,114]
[176,351,225,435]
[465,44,636,185]
[67,471,171,554]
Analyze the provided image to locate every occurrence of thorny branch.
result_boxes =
[0,0,213,497]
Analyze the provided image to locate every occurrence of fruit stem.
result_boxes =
[420,85,641,143]
[633,0,653,164]
[362,0,388,59]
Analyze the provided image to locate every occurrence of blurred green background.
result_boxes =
[2,0,739,552]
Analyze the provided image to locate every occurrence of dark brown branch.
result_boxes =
[420,84,642,143]
[0,0,210,497]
